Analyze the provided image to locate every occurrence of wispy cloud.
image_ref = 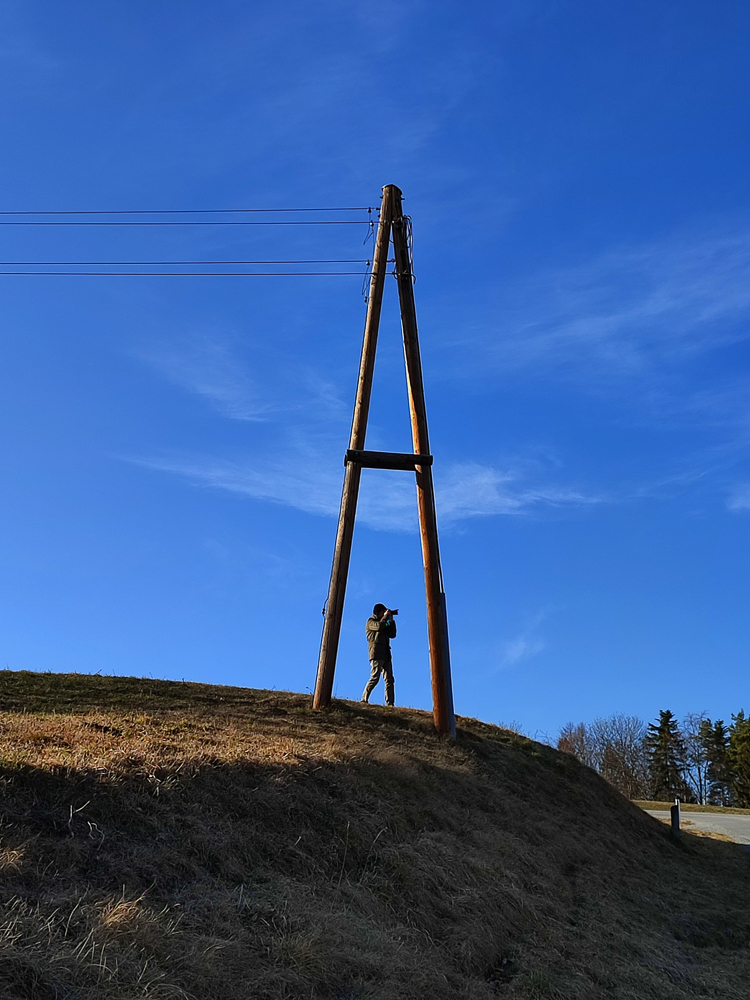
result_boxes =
[140,335,349,424]
[500,611,548,669]
[143,336,273,421]
[463,226,750,386]
[437,463,600,523]
[502,634,545,666]
[128,452,600,532]
[727,485,750,512]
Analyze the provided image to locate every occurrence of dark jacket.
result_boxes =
[366,614,397,660]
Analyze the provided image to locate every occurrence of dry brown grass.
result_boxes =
[0,670,749,999]
[633,800,750,816]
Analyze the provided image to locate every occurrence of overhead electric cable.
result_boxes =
[0,259,373,265]
[0,271,374,276]
[0,220,367,226]
[0,207,372,215]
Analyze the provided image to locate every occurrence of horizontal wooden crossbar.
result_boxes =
[345,449,433,471]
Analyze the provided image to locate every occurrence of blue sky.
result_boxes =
[2,0,750,737]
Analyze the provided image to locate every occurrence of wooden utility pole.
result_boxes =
[312,185,455,737]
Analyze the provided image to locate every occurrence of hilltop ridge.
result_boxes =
[0,670,748,999]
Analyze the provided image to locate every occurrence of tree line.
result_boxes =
[557,709,750,806]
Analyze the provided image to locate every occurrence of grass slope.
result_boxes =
[0,670,748,1000]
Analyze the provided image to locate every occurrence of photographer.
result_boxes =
[362,603,398,707]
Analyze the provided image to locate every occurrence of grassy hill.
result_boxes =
[0,671,748,999]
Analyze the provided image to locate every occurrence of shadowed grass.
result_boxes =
[0,670,749,998]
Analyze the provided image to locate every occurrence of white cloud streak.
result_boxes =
[437,463,599,522]
[467,227,750,384]
[129,453,600,532]
[502,635,545,666]
[140,335,350,424]
[499,611,549,669]
[727,485,750,512]
[144,337,273,421]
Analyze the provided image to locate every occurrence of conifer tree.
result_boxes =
[698,718,731,805]
[728,711,750,808]
[646,710,687,800]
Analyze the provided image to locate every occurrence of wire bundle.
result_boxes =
[0,207,379,275]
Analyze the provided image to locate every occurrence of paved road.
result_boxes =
[645,810,750,844]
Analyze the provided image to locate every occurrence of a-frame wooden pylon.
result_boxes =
[312,184,456,737]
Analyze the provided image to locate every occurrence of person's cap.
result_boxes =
[373,603,387,615]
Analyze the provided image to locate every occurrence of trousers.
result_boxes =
[362,655,394,706]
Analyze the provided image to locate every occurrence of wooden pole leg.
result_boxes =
[414,464,456,736]
[313,462,362,710]
[312,186,394,710]
[391,189,456,737]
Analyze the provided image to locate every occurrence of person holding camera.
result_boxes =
[362,603,399,707]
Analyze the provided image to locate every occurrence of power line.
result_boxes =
[0,271,374,276]
[0,259,374,265]
[0,207,372,215]
[0,220,368,226]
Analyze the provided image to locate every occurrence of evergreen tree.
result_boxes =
[698,718,731,806]
[646,710,687,800]
[728,711,750,808]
